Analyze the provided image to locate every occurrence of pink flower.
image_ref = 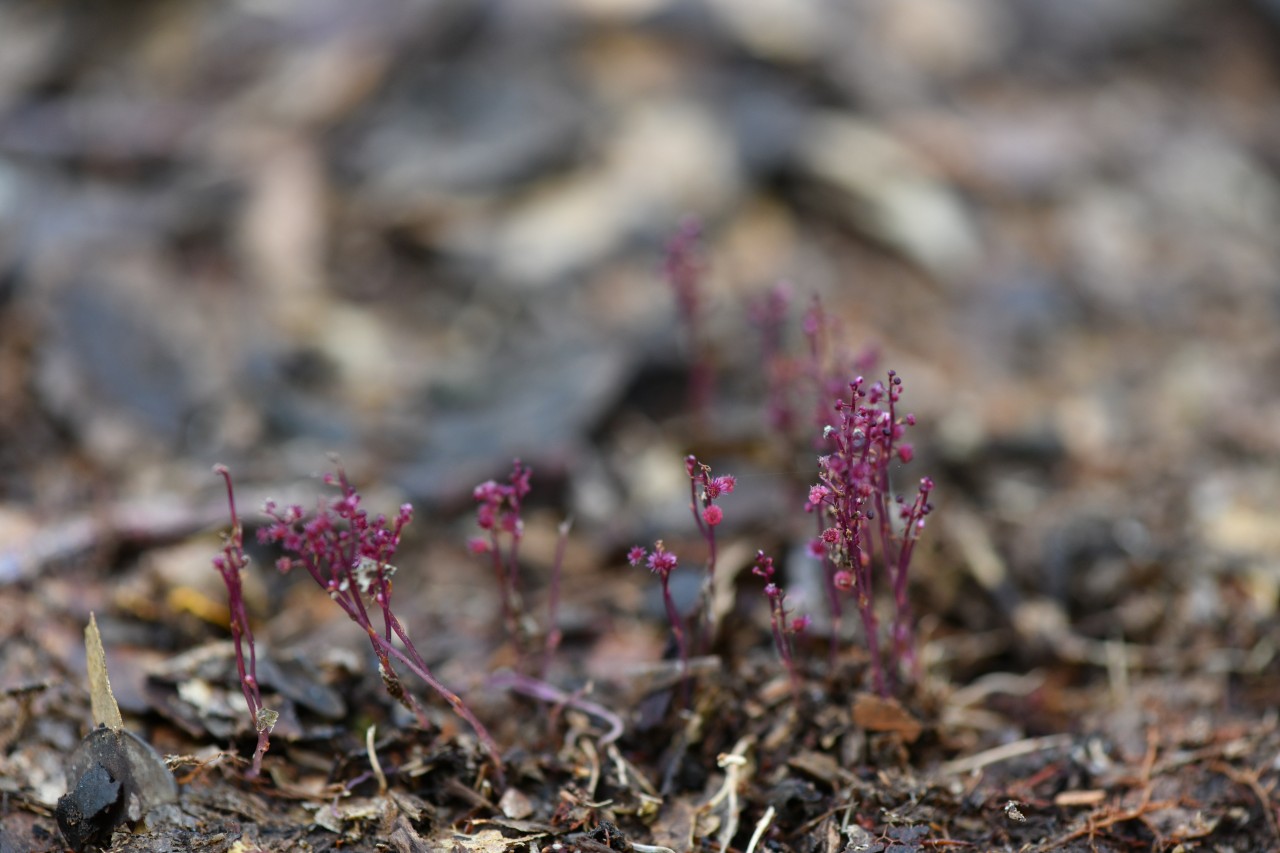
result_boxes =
[702,505,723,526]
[647,548,678,577]
[467,537,491,555]
[626,546,647,566]
[897,444,914,463]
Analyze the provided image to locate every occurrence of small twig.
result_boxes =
[606,743,659,798]
[366,725,387,795]
[744,805,775,853]
[487,670,625,744]
[580,738,601,801]
[1210,761,1280,845]
[940,734,1073,776]
[703,736,754,853]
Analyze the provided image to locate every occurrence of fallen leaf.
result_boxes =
[852,693,922,743]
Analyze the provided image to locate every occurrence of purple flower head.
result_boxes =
[647,544,678,578]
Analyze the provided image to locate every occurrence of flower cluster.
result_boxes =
[807,372,934,693]
[628,541,688,678]
[751,550,809,701]
[686,455,735,533]
[211,465,276,778]
[685,455,735,651]
[468,460,532,641]
[256,466,503,783]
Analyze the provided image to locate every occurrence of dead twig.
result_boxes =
[939,734,1073,777]
[1209,761,1280,846]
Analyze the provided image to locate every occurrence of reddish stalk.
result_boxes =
[211,465,275,778]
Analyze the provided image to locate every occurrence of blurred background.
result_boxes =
[2,0,1280,678]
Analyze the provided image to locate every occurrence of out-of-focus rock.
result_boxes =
[795,113,980,280]
[479,98,741,287]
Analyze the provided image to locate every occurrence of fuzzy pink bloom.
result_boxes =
[626,545,647,566]
[702,505,723,527]
[704,476,736,499]
[647,549,678,576]
[467,537,491,555]
[897,444,914,463]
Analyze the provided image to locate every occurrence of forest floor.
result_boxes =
[4,2,1280,851]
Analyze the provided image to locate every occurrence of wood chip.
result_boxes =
[86,613,124,731]
[852,693,922,743]
[1054,789,1106,807]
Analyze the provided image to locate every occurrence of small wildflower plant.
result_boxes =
[628,541,688,679]
[684,454,735,651]
[467,460,532,643]
[255,465,504,783]
[467,460,571,674]
[211,465,276,778]
[751,550,810,702]
[807,372,935,693]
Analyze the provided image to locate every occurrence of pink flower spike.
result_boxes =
[702,505,723,526]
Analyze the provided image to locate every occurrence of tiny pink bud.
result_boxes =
[467,537,491,555]
[703,505,723,526]
[897,444,914,463]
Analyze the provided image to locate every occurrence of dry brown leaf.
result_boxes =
[852,693,922,743]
